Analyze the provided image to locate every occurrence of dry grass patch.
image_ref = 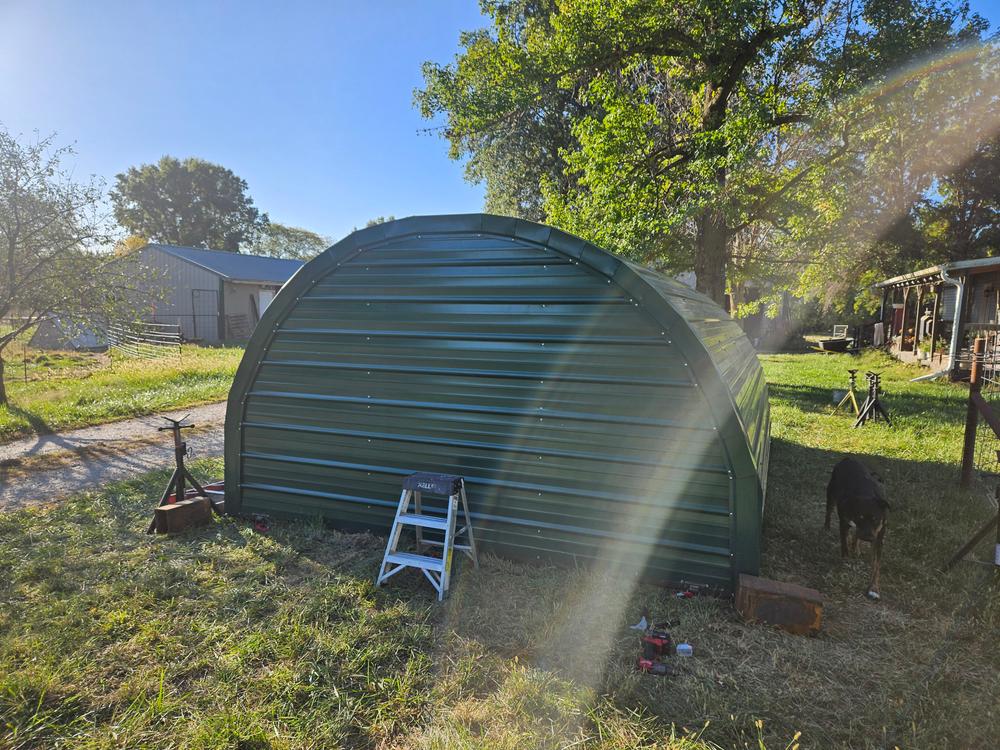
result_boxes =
[1,351,998,748]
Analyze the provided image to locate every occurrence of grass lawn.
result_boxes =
[0,345,243,443]
[1,351,998,749]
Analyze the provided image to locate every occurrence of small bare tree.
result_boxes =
[0,129,147,406]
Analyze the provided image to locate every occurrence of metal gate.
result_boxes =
[191,289,219,341]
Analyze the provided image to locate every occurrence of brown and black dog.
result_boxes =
[825,457,890,600]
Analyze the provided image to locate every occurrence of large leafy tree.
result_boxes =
[418,0,986,304]
[919,135,1000,263]
[0,130,146,405]
[111,156,268,251]
[245,222,329,260]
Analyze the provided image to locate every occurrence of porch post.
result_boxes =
[915,285,926,349]
[929,283,941,361]
[900,287,911,351]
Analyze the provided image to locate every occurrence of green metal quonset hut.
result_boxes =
[224,215,769,590]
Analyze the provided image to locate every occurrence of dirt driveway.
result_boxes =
[0,402,226,510]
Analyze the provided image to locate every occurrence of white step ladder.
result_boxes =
[376,473,478,600]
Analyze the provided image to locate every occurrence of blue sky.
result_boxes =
[1,0,999,245]
[0,1,488,243]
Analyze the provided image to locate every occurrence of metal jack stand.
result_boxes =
[854,371,892,428]
[834,368,861,415]
[146,415,221,534]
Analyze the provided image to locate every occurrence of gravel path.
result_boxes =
[0,402,227,510]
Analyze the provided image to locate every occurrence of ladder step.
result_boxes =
[420,540,472,551]
[385,551,444,572]
[397,513,449,530]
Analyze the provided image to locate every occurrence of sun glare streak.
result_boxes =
[443,45,1000,739]
[440,261,730,723]
[838,41,1000,230]
[780,41,1000,316]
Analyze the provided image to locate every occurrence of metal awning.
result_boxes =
[877,257,1000,289]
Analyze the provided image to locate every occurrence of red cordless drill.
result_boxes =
[636,628,672,675]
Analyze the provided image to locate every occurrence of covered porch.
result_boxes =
[876,257,1000,379]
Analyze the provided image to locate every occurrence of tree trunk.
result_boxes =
[0,353,7,407]
[694,208,730,307]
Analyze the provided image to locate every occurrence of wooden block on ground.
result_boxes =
[154,502,182,534]
[736,574,823,635]
[154,497,213,534]
[185,497,212,526]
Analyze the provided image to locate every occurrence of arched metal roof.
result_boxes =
[224,214,769,589]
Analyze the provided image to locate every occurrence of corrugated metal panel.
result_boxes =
[627,264,770,493]
[226,215,769,589]
[139,247,221,341]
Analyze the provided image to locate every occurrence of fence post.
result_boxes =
[961,336,987,488]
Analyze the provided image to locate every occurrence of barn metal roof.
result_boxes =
[149,244,305,284]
